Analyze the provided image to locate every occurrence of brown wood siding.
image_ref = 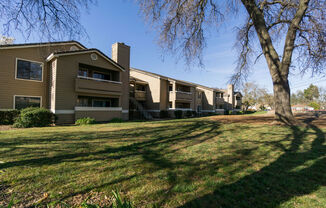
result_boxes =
[75,111,122,122]
[54,53,123,111]
[0,44,83,110]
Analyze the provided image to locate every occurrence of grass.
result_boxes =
[244,110,268,115]
[0,117,325,207]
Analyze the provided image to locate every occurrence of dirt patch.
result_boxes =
[209,113,326,128]
[0,125,13,131]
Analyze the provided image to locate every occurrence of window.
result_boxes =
[198,92,202,99]
[92,99,111,107]
[92,71,111,81]
[77,97,89,107]
[236,96,241,100]
[169,102,172,108]
[78,68,88,77]
[16,59,43,81]
[176,85,191,92]
[77,96,119,107]
[176,102,190,109]
[14,96,41,110]
[78,64,120,82]
[136,85,146,91]
[169,84,173,91]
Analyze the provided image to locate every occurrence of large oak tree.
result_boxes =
[136,0,326,125]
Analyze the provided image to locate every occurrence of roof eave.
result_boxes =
[46,50,125,72]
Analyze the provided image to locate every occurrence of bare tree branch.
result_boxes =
[0,0,96,41]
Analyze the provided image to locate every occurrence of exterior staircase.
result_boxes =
[129,97,153,120]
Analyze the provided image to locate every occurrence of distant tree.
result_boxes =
[291,90,307,105]
[242,82,265,111]
[0,0,95,40]
[318,87,326,109]
[136,0,326,125]
[0,36,14,45]
[304,84,319,101]
[308,102,320,110]
[260,90,274,110]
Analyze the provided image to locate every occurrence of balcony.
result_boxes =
[134,90,146,101]
[216,97,224,103]
[75,76,122,96]
[170,91,193,101]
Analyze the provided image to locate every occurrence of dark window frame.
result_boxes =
[16,58,43,82]
[14,95,41,110]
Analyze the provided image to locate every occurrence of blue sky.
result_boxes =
[8,0,326,92]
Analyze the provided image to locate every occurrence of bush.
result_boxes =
[236,111,243,115]
[224,110,229,115]
[0,110,20,125]
[174,110,183,119]
[110,118,124,123]
[192,111,197,117]
[75,117,96,125]
[13,107,54,128]
[185,110,192,118]
[160,110,169,118]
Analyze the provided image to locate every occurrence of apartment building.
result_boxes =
[0,41,130,123]
[130,68,242,118]
[0,40,242,123]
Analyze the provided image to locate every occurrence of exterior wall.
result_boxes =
[0,43,81,110]
[75,110,122,122]
[160,79,169,110]
[130,70,162,111]
[198,87,215,112]
[52,53,124,122]
[169,81,196,111]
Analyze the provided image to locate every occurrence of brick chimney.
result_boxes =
[112,42,130,120]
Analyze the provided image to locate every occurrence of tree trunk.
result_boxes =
[240,0,309,125]
[272,75,295,125]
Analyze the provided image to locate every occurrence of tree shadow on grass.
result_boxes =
[179,120,326,208]
[2,119,245,206]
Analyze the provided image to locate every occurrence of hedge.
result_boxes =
[13,107,55,128]
[0,110,20,125]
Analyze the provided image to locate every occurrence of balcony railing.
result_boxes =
[170,91,193,101]
[77,75,121,84]
[75,106,122,111]
[75,76,122,95]
[168,108,192,111]
[216,97,224,103]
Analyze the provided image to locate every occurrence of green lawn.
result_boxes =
[0,117,325,207]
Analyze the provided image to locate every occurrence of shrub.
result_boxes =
[185,110,192,118]
[228,110,233,115]
[110,118,124,123]
[13,107,54,128]
[160,110,169,118]
[0,110,20,125]
[224,110,229,115]
[75,117,96,125]
[174,110,183,119]
[236,111,243,115]
[192,111,197,117]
